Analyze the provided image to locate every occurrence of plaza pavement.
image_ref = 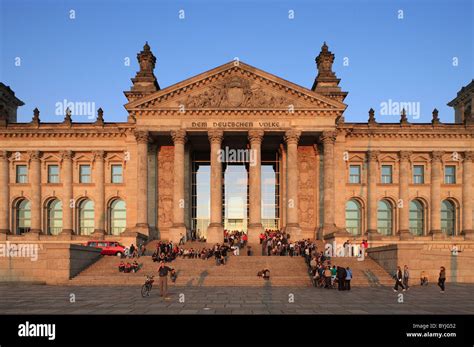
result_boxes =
[0,283,473,315]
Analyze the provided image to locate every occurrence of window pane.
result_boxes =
[111,165,123,183]
[48,165,60,183]
[80,165,91,183]
[381,165,392,184]
[16,165,28,183]
[349,165,361,183]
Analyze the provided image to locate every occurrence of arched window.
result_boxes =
[409,200,424,236]
[346,199,361,235]
[47,199,63,235]
[441,200,455,236]
[109,199,126,235]
[78,199,95,235]
[15,199,31,235]
[377,200,392,235]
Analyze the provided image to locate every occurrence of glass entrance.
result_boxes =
[223,164,248,232]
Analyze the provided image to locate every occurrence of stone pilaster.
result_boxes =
[29,151,42,236]
[284,129,301,240]
[366,150,380,238]
[207,130,224,244]
[280,144,287,231]
[463,151,474,239]
[399,151,413,239]
[60,151,74,236]
[130,130,151,236]
[247,130,264,243]
[0,151,10,238]
[430,151,444,239]
[170,129,187,243]
[321,131,337,236]
[92,150,106,238]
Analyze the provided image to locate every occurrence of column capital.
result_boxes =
[464,151,474,162]
[171,129,187,145]
[431,151,445,162]
[134,130,150,144]
[320,131,336,145]
[284,129,301,145]
[0,150,9,161]
[366,150,380,162]
[28,150,41,161]
[399,150,412,161]
[60,150,74,161]
[208,129,224,144]
[92,150,106,161]
[248,130,264,144]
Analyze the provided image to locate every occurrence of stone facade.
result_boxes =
[0,43,473,246]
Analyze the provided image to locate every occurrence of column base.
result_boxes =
[463,229,474,240]
[0,230,7,241]
[247,223,263,243]
[58,229,74,240]
[285,223,301,241]
[91,229,106,240]
[132,223,150,237]
[399,229,414,240]
[207,223,224,244]
[365,229,382,241]
[169,224,187,244]
[24,230,41,240]
[430,229,445,240]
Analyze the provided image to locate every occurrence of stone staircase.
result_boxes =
[69,240,394,287]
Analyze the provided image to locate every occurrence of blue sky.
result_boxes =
[0,0,472,123]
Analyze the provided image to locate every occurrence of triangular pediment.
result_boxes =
[125,61,347,111]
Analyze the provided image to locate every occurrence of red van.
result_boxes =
[86,241,125,257]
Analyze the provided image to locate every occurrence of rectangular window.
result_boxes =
[79,165,91,183]
[111,164,123,183]
[445,166,456,184]
[413,165,424,184]
[16,165,28,183]
[48,165,60,183]
[381,165,393,184]
[349,165,361,184]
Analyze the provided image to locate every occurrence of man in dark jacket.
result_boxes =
[158,261,174,298]
[337,266,347,291]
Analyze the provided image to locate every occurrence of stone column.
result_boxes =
[60,150,74,235]
[92,150,106,237]
[284,129,301,239]
[430,151,444,239]
[134,130,150,235]
[366,150,379,237]
[280,144,287,231]
[321,131,336,236]
[29,151,42,235]
[207,130,224,244]
[398,151,413,239]
[462,151,474,239]
[247,130,264,243]
[170,129,187,243]
[0,151,10,237]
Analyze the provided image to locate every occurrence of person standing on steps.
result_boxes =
[438,266,446,293]
[345,266,352,291]
[158,261,174,298]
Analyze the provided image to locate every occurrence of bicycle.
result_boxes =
[141,275,155,297]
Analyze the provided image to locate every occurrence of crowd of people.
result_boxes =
[118,260,141,273]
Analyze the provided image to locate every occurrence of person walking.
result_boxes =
[158,261,174,298]
[403,265,410,290]
[345,266,352,291]
[438,266,446,293]
[393,266,405,292]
